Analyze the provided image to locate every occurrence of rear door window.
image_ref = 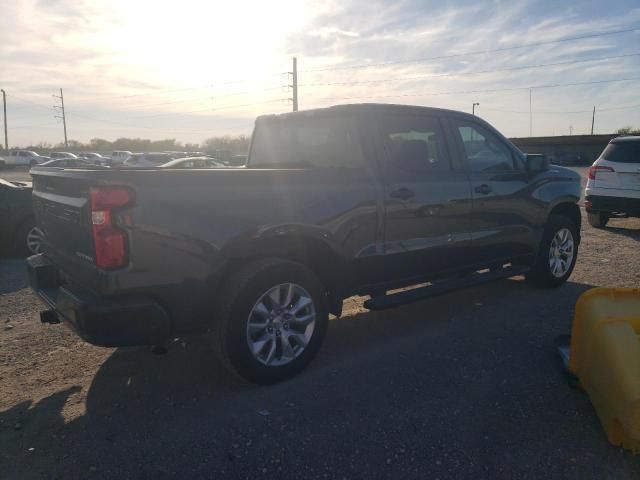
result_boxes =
[379,114,449,174]
[601,141,640,163]
[250,115,362,168]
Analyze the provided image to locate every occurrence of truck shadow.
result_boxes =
[602,223,640,241]
[0,258,28,294]
[1,278,602,478]
[84,278,596,410]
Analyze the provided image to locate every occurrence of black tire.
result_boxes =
[525,214,578,288]
[214,258,329,384]
[587,211,609,228]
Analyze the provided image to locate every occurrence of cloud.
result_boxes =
[2,0,640,145]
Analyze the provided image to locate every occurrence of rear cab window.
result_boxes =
[378,114,450,175]
[249,114,363,169]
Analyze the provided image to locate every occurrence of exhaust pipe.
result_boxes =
[40,310,60,324]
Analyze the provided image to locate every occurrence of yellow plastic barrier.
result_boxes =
[568,288,640,452]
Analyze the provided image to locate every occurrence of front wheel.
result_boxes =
[526,215,578,288]
[214,259,329,384]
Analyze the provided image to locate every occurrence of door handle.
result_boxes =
[390,188,415,200]
[474,184,492,195]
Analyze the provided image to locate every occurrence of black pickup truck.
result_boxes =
[28,104,582,383]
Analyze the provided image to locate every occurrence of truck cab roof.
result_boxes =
[257,103,476,121]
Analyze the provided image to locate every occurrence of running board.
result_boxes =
[363,265,530,311]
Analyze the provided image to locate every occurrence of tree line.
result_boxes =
[12,135,251,154]
[616,127,640,135]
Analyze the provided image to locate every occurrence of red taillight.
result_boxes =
[588,165,615,180]
[90,187,132,269]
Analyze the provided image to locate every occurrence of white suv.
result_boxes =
[585,136,640,227]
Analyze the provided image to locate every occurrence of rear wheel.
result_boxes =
[526,215,578,288]
[587,211,609,228]
[13,222,44,256]
[214,259,329,384]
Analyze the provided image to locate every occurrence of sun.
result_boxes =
[100,0,313,96]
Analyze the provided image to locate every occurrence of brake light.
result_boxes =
[588,165,615,180]
[90,187,132,269]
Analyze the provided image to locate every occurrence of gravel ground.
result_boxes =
[1,166,639,479]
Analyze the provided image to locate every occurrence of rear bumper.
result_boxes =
[585,194,640,216]
[27,254,171,347]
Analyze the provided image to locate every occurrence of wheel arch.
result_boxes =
[211,231,352,317]
[548,201,582,243]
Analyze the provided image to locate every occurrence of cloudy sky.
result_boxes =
[1,0,640,147]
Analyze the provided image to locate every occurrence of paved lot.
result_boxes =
[1,166,639,479]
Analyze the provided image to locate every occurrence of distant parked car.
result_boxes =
[111,151,132,164]
[78,152,107,164]
[552,152,589,166]
[50,152,78,160]
[3,150,46,168]
[35,158,95,168]
[230,154,248,166]
[585,135,640,227]
[0,177,44,256]
[159,156,224,169]
[123,152,175,167]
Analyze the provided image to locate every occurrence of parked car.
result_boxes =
[0,178,44,256]
[230,154,248,166]
[78,152,107,164]
[585,135,640,227]
[552,152,589,166]
[2,150,46,168]
[50,152,79,160]
[160,157,224,169]
[28,104,582,384]
[123,152,176,167]
[110,151,132,164]
[35,158,95,168]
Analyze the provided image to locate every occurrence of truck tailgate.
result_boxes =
[31,171,97,273]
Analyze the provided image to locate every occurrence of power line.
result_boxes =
[298,52,640,87]
[122,86,285,110]
[132,98,286,118]
[301,24,640,72]
[89,72,287,100]
[481,102,640,114]
[308,76,640,103]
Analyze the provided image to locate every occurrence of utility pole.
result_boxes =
[1,89,7,151]
[53,88,68,148]
[472,102,479,115]
[591,106,596,135]
[289,57,298,112]
[529,88,532,137]
[569,125,573,136]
